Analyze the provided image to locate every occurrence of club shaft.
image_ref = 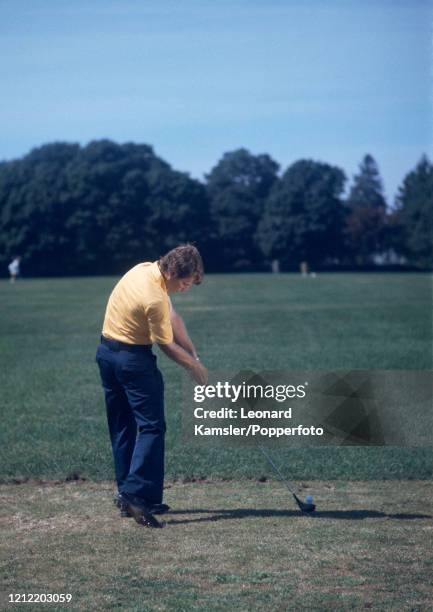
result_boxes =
[258,446,299,496]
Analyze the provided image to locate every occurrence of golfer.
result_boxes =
[96,244,208,528]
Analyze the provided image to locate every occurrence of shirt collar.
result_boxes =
[150,261,168,293]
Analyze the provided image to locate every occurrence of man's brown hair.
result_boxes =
[159,244,204,284]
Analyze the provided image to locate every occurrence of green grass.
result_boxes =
[1,479,432,610]
[1,274,432,610]
[0,273,431,481]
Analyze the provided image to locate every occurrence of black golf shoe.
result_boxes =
[114,493,165,529]
[116,492,165,528]
[114,493,133,517]
[113,493,170,517]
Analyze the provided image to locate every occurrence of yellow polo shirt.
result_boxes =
[102,261,173,345]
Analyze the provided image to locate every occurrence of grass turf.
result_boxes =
[1,479,432,610]
[0,273,431,481]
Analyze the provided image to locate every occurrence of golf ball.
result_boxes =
[305,495,314,504]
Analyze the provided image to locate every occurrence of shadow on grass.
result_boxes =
[165,508,432,525]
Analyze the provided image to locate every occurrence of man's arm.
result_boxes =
[158,341,208,385]
[169,300,199,359]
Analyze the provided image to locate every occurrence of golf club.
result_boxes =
[258,446,316,513]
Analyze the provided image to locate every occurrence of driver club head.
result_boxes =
[293,493,316,513]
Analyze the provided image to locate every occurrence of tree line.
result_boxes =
[0,140,431,276]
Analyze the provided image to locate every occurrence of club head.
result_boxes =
[294,493,316,513]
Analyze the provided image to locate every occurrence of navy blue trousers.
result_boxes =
[96,337,165,503]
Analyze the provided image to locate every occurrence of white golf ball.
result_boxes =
[305,495,314,504]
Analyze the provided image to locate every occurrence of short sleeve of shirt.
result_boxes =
[146,299,173,344]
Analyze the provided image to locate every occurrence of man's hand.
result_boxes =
[188,360,208,385]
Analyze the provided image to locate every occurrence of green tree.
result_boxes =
[257,159,346,269]
[0,141,211,276]
[393,155,433,268]
[346,154,387,209]
[0,143,81,275]
[344,155,388,265]
[206,148,279,270]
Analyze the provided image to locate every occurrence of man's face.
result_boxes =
[165,275,195,294]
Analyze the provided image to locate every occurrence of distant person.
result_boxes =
[8,256,20,283]
[271,259,280,273]
[96,244,208,528]
[300,261,309,277]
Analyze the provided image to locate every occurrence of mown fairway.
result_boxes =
[1,479,432,610]
[1,273,432,611]
[0,273,431,481]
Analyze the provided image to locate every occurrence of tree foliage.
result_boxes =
[393,156,433,268]
[344,155,388,265]
[256,159,346,268]
[0,141,430,276]
[346,154,386,209]
[0,141,211,276]
[206,148,279,270]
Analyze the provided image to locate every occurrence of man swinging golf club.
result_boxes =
[96,244,208,528]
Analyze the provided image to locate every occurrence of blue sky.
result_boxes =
[1,0,431,202]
